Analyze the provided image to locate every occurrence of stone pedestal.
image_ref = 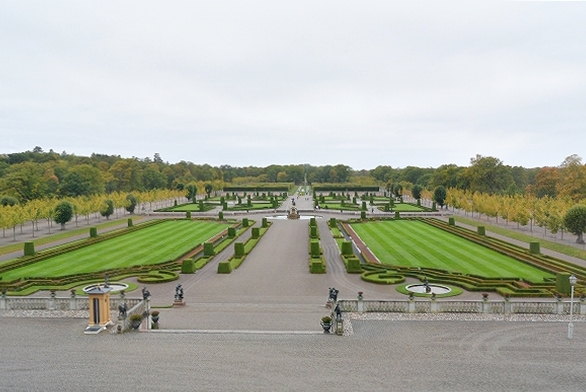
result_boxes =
[173,299,186,307]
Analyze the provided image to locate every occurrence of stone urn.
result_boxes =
[321,316,332,333]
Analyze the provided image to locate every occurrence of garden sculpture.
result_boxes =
[328,287,339,302]
[142,286,151,300]
[118,303,127,318]
[175,284,184,301]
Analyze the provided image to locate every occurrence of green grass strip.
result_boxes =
[0,217,146,258]
[453,216,586,261]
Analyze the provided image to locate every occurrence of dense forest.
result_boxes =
[0,147,585,204]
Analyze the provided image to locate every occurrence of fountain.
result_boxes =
[287,206,300,219]
[83,282,128,293]
[406,282,452,295]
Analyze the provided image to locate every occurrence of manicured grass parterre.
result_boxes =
[1,220,230,281]
[391,203,426,212]
[350,220,554,283]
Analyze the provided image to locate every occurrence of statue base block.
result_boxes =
[173,299,186,307]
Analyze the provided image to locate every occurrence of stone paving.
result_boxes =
[1,316,585,391]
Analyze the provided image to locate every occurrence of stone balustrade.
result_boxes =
[0,293,141,312]
[338,298,586,315]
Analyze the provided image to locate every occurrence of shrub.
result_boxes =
[346,257,362,273]
[242,218,249,227]
[217,261,232,274]
[204,242,215,256]
[218,211,224,220]
[529,241,540,254]
[310,259,326,274]
[310,225,318,238]
[228,227,236,237]
[186,211,191,219]
[24,242,35,256]
[252,227,260,239]
[127,218,133,227]
[341,241,353,256]
[89,227,98,238]
[235,242,244,257]
[181,259,196,274]
[129,313,143,322]
[310,241,321,258]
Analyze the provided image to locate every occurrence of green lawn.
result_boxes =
[392,203,425,212]
[351,220,553,283]
[2,220,230,280]
[166,203,216,212]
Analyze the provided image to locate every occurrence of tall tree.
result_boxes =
[433,186,447,208]
[563,205,586,244]
[461,155,514,194]
[557,155,586,202]
[54,200,74,230]
[411,184,423,200]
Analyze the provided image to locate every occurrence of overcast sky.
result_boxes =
[1,1,584,170]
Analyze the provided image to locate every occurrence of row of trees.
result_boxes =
[0,189,184,239]
[441,188,586,244]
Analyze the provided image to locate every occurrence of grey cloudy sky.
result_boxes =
[1,1,584,170]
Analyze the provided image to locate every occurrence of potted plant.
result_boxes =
[129,313,143,330]
[151,310,160,324]
[482,293,489,301]
[321,316,332,333]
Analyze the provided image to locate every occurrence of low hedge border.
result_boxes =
[308,221,326,274]
[137,270,179,284]
[218,223,272,274]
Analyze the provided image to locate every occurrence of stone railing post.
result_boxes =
[580,300,586,315]
[408,295,415,313]
[0,291,6,310]
[69,290,77,310]
[482,300,491,314]
[48,291,56,310]
[556,299,564,315]
[430,296,438,313]
[504,298,511,315]
[357,292,364,313]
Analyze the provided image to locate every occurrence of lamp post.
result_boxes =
[568,274,577,339]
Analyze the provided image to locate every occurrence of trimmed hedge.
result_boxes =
[203,242,215,256]
[24,242,35,256]
[137,270,179,284]
[181,259,196,274]
[235,242,244,257]
[217,261,232,274]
